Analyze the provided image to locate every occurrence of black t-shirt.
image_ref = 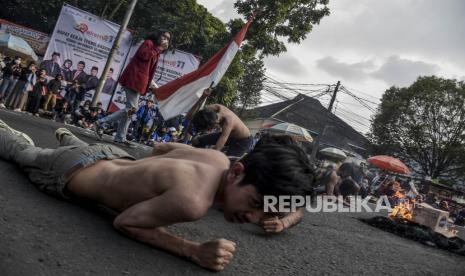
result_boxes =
[84,112,98,123]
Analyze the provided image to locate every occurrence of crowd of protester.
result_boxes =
[311,158,465,226]
[0,53,186,143]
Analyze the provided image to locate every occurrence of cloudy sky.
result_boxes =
[197,0,465,133]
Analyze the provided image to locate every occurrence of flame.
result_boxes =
[388,190,415,221]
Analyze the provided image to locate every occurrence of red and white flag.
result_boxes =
[154,15,254,120]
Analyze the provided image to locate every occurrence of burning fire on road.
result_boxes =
[361,190,465,256]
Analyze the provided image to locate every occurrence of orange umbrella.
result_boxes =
[367,155,411,174]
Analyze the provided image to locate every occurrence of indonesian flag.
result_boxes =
[154,15,254,120]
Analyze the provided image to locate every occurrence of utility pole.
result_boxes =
[310,81,341,163]
[92,0,138,107]
[327,80,340,113]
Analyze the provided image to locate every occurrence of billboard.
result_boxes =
[43,4,133,110]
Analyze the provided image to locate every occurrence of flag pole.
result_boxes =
[182,81,214,142]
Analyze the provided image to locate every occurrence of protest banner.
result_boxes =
[0,19,51,56]
[43,4,132,110]
[108,46,200,113]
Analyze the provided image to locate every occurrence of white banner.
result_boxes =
[43,4,132,110]
[0,19,50,56]
[108,46,200,113]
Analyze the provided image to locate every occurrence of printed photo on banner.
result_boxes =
[43,4,133,110]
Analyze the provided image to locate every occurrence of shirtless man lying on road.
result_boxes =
[0,119,314,271]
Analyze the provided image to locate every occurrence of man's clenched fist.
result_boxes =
[191,238,236,271]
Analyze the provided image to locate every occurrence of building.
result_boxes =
[244,94,370,156]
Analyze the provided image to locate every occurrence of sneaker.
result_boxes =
[55,128,74,143]
[0,103,5,108]
[13,108,21,112]
[0,119,35,146]
[113,140,136,148]
[93,121,104,140]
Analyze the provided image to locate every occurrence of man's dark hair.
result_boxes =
[63,59,72,66]
[78,61,85,66]
[240,144,315,196]
[52,52,60,57]
[91,66,98,71]
[254,133,296,148]
[192,108,218,132]
[339,178,358,197]
[146,29,173,46]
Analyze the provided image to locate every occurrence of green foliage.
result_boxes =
[0,0,330,108]
[234,46,265,116]
[370,76,465,181]
[234,0,330,56]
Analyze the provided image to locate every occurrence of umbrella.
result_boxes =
[320,147,347,160]
[0,32,38,62]
[269,122,313,142]
[367,155,411,174]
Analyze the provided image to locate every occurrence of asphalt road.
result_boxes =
[0,109,464,276]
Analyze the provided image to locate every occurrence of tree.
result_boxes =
[235,47,265,116]
[0,0,331,108]
[234,0,330,56]
[369,76,465,182]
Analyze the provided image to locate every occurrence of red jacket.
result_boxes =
[119,40,161,95]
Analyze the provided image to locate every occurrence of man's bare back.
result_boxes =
[67,143,239,271]
[68,145,230,213]
[210,104,250,141]
[192,104,252,156]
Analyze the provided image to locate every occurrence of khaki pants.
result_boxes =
[43,93,57,111]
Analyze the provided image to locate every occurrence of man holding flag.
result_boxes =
[153,14,255,123]
[95,30,172,145]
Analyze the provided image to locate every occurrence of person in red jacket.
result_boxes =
[95,30,172,145]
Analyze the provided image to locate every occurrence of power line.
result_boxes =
[340,88,377,112]
[259,77,379,135]
[340,87,379,106]
[335,109,372,128]
[337,104,372,122]
[263,78,332,86]
[342,85,381,101]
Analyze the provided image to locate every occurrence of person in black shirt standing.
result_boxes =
[25,69,47,116]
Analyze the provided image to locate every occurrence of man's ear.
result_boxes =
[227,162,245,183]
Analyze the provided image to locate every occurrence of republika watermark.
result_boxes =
[263,195,394,213]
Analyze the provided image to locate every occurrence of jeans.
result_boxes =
[99,87,139,142]
[0,77,17,102]
[0,127,134,199]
